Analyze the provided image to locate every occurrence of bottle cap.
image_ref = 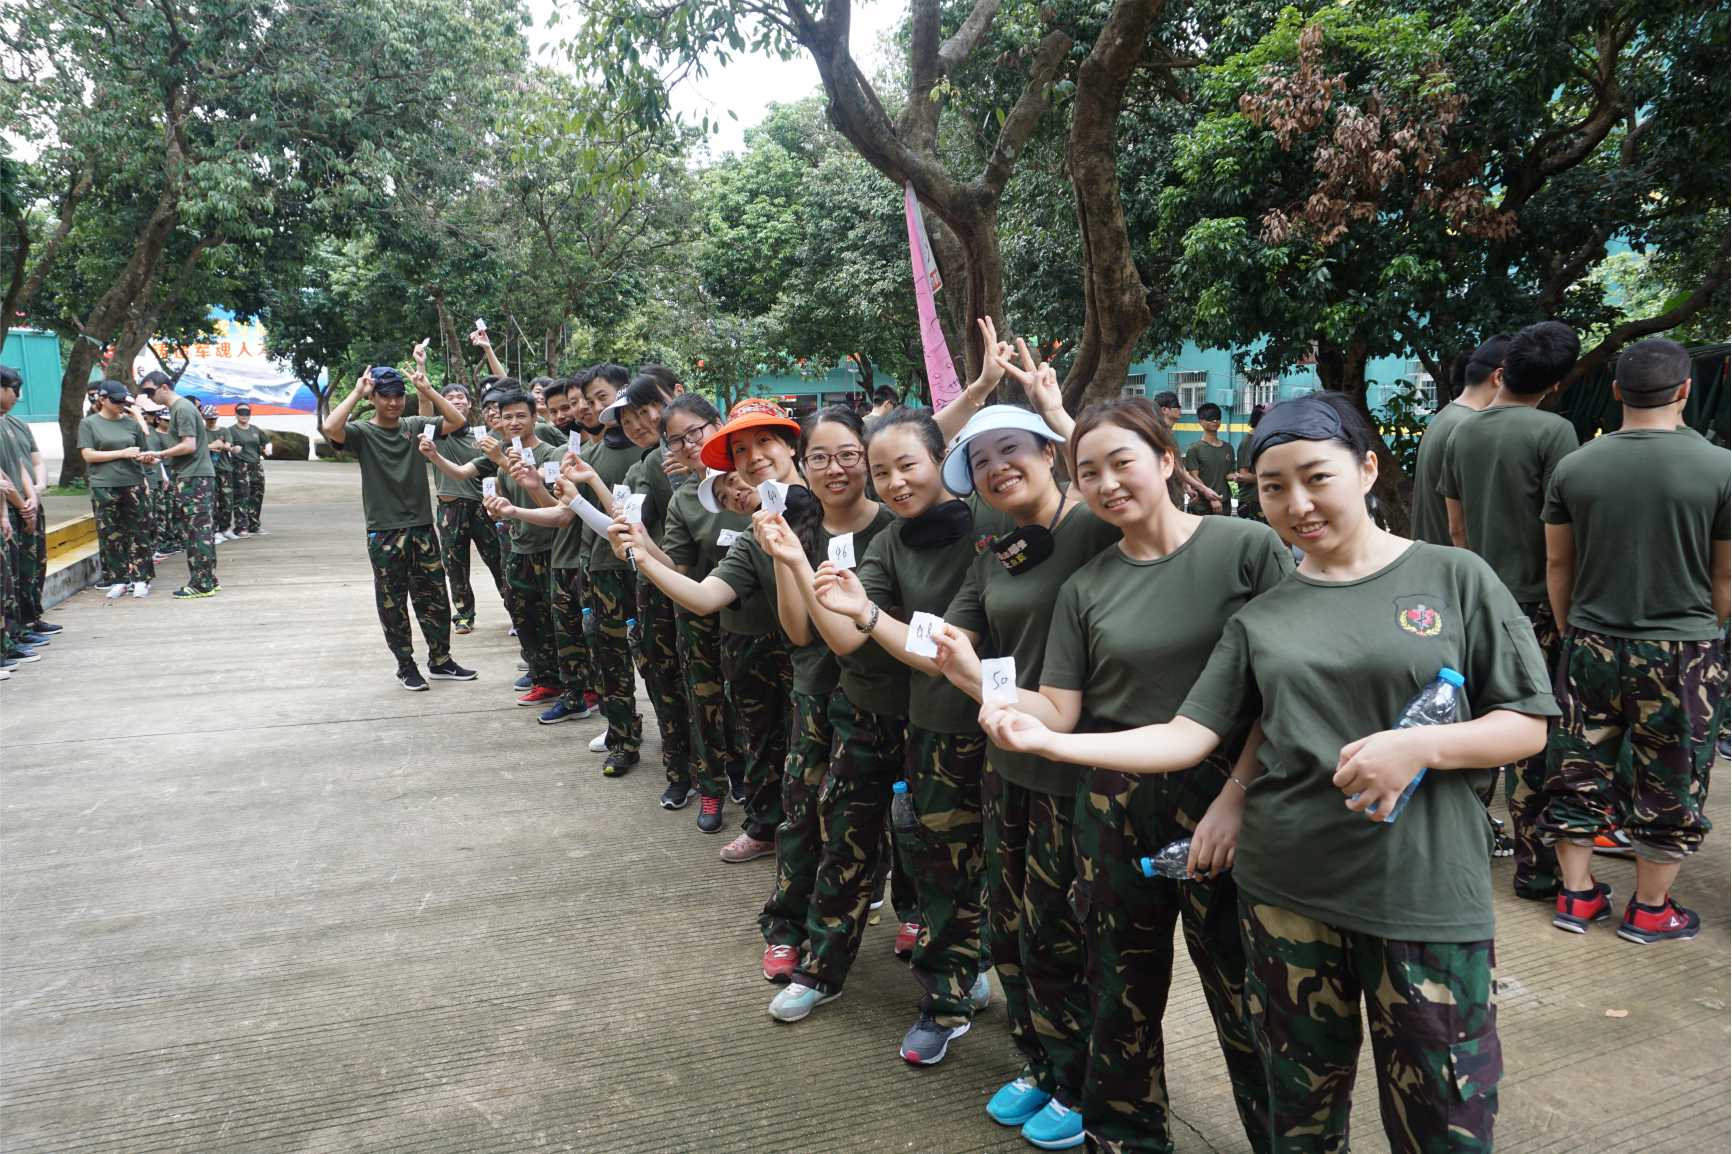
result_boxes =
[1438,667,1465,687]
[892,780,909,795]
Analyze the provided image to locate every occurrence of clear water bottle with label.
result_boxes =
[1367,666,1467,824]
[625,617,640,654]
[1138,838,1194,880]
[891,780,918,835]
[582,606,595,639]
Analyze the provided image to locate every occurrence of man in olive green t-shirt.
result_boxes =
[1182,402,1234,514]
[141,371,221,598]
[323,361,476,690]
[1409,334,1507,546]
[1438,320,1581,903]
[1540,338,1731,944]
[224,403,271,536]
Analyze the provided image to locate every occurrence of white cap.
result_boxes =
[940,405,1064,496]
[696,468,728,514]
[598,395,629,425]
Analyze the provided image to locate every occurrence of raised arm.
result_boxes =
[631,539,739,616]
[979,706,1224,776]
[323,372,372,445]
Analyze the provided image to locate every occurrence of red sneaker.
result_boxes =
[762,944,799,983]
[583,691,602,711]
[1591,829,1637,857]
[516,685,561,706]
[1618,896,1700,944]
[1552,880,1612,934]
[895,921,923,960]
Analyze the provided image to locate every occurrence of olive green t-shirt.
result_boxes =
[857,499,992,734]
[225,422,270,464]
[76,414,148,488]
[585,435,650,573]
[167,396,215,479]
[1183,439,1234,508]
[433,428,489,501]
[714,526,837,692]
[663,485,772,633]
[1438,403,1578,604]
[1542,427,1732,641]
[492,439,564,555]
[535,421,564,446]
[0,414,36,490]
[1177,542,1559,941]
[340,415,438,531]
[944,501,1123,794]
[1234,437,1259,514]
[625,446,680,543]
[141,430,170,489]
[208,427,233,474]
[827,506,907,718]
[1408,401,1477,546]
[1043,517,1293,727]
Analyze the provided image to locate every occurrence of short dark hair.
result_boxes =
[872,384,897,406]
[1464,334,1511,387]
[441,383,469,399]
[1615,338,1692,406]
[636,364,681,393]
[569,367,596,390]
[591,363,630,389]
[492,387,533,413]
[660,392,721,437]
[624,373,677,409]
[1197,401,1222,421]
[1153,390,1181,409]
[541,378,572,402]
[1502,322,1580,396]
[0,366,20,392]
[865,406,944,463]
[140,370,173,389]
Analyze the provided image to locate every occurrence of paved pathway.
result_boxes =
[2,462,1727,1152]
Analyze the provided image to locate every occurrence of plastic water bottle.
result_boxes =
[891,780,918,834]
[1367,667,1467,824]
[582,606,595,638]
[1138,838,1194,880]
[625,616,639,654]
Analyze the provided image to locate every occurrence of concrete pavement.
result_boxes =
[2,460,1727,1152]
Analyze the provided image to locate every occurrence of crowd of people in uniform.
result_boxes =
[316,319,1724,1153]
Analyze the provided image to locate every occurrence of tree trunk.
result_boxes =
[430,287,472,390]
[848,352,874,392]
[1316,338,1412,534]
[544,327,560,377]
[1060,0,1160,415]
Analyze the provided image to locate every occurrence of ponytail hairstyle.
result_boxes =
[788,404,866,565]
[863,406,944,462]
[659,392,721,439]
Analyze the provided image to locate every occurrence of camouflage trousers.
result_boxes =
[549,566,598,709]
[213,468,233,533]
[232,457,265,532]
[365,525,451,668]
[173,476,218,593]
[0,521,13,654]
[676,611,738,800]
[1508,601,1562,899]
[504,550,557,689]
[722,630,791,841]
[984,768,1091,1106]
[10,507,46,623]
[898,726,988,1026]
[92,484,155,587]
[762,689,832,949]
[1073,761,1265,1153]
[634,579,692,780]
[1239,898,1500,1154]
[151,475,182,552]
[436,498,507,628]
[586,569,642,755]
[790,692,907,995]
[1540,629,1727,862]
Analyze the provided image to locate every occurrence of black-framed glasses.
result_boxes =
[804,448,864,471]
[668,421,715,451]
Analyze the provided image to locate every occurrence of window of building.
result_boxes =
[1238,375,1280,410]
[1405,361,1437,409]
[1170,370,1209,411]
[1121,372,1147,398]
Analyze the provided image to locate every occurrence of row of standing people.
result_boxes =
[0,366,61,679]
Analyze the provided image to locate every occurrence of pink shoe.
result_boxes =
[720,833,775,863]
[762,944,798,982]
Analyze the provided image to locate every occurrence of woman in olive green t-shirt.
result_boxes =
[983,392,1558,1154]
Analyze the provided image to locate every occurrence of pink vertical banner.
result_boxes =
[905,182,963,411]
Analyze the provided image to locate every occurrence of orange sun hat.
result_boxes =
[699,397,803,472]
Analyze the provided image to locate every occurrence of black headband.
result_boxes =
[1247,395,1350,466]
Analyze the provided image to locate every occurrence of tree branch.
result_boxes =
[938,0,1000,74]
[978,29,1072,196]
[1563,242,1731,393]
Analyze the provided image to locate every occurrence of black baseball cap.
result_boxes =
[97,379,131,403]
[0,366,20,392]
[234,403,252,416]
[369,366,407,396]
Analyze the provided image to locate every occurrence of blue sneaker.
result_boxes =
[512,674,532,691]
[21,632,50,645]
[767,982,839,1022]
[538,699,584,725]
[986,1076,1051,1126]
[1021,1099,1084,1150]
[8,646,42,664]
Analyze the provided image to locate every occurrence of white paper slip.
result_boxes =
[511,436,524,455]
[542,461,559,485]
[826,532,856,570]
[569,496,616,536]
[904,611,942,658]
[716,529,741,547]
[620,494,647,524]
[474,317,487,332]
[568,429,583,454]
[980,657,1018,705]
[420,423,435,442]
[757,480,789,515]
[481,478,497,499]
[612,483,633,505]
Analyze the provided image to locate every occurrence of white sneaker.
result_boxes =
[589,732,609,753]
[104,584,127,599]
[213,532,227,543]
[131,581,150,598]
[0,667,10,681]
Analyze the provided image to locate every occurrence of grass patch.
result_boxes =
[46,483,88,497]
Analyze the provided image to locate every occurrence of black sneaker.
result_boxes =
[512,674,533,691]
[660,782,698,810]
[8,646,41,663]
[900,1013,971,1066]
[728,775,749,806]
[602,749,640,778]
[28,620,63,635]
[426,658,478,681]
[397,665,429,692]
[696,794,725,834]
